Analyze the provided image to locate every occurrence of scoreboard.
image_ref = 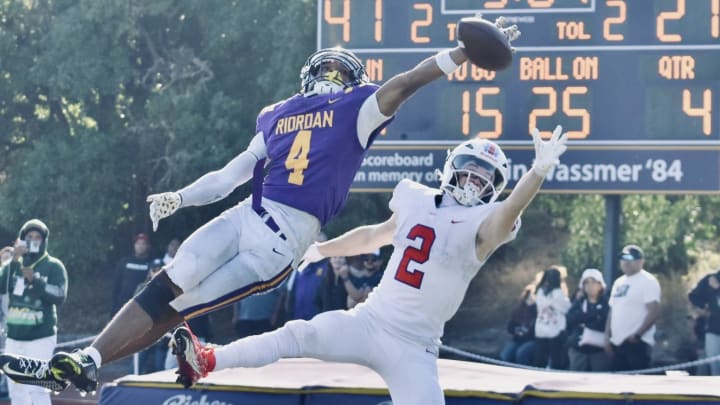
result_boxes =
[318,0,720,192]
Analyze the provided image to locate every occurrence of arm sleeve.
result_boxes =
[565,299,586,328]
[178,133,267,207]
[552,289,572,313]
[642,276,662,304]
[688,276,709,308]
[356,94,392,149]
[0,263,9,294]
[28,262,67,306]
[388,179,414,213]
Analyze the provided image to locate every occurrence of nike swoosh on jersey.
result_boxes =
[271,248,286,256]
[328,98,340,104]
[451,220,465,224]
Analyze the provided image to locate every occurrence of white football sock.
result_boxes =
[214,327,300,370]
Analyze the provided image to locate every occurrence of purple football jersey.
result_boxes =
[256,84,392,226]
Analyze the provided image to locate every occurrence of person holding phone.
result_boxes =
[0,219,68,403]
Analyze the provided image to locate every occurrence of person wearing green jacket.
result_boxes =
[0,219,67,404]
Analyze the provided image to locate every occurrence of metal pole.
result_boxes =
[603,194,622,285]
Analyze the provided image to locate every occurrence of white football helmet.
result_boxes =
[439,139,509,206]
[300,47,368,95]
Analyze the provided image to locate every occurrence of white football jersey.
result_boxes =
[362,179,520,344]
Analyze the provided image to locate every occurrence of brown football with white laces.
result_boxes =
[457,16,513,71]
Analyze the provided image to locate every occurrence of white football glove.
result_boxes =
[494,17,521,44]
[462,15,521,52]
[297,243,325,272]
[531,125,568,177]
[147,192,182,231]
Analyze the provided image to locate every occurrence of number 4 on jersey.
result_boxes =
[394,224,436,289]
[285,130,312,185]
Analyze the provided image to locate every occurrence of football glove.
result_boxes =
[297,243,324,272]
[494,16,521,46]
[531,125,568,177]
[147,192,182,231]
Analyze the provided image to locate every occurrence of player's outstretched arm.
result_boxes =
[300,214,397,268]
[147,133,268,231]
[475,126,567,258]
[374,17,520,116]
[374,47,467,116]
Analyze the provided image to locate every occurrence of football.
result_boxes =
[457,16,514,71]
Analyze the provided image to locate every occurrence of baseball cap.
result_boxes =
[620,244,643,261]
[578,268,606,289]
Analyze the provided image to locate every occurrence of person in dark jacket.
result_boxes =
[499,285,537,365]
[0,219,67,404]
[318,256,349,312]
[688,269,720,375]
[111,233,152,314]
[566,268,610,371]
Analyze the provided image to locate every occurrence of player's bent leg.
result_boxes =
[164,215,241,292]
[105,305,184,361]
[173,309,373,388]
[91,272,181,363]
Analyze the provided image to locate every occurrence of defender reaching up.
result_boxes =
[171,127,567,404]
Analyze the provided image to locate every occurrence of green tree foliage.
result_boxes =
[0,0,716,284]
[0,0,315,273]
[560,195,714,278]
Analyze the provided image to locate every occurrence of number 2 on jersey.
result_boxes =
[394,224,436,289]
[285,130,311,185]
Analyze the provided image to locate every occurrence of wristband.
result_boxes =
[435,50,460,75]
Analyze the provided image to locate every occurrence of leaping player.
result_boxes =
[170,127,568,404]
[0,17,521,395]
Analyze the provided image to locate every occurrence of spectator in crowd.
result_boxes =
[286,260,328,321]
[533,265,571,369]
[0,219,68,402]
[346,251,384,309]
[499,284,537,366]
[318,256,349,312]
[162,237,181,266]
[606,244,661,372]
[111,233,152,314]
[566,268,610,371]
[0,246,12,397]
[136,258,169,374]
[285,233,329,321]
[232,281,285,339]
[688,268,720,375]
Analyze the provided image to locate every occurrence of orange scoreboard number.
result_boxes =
[320,0,718,144]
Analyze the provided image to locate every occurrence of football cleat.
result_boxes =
[49,350,98,394]
[0,354,69,392]
[171,326,215,389]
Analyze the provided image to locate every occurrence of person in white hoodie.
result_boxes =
[533,265,571,369]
